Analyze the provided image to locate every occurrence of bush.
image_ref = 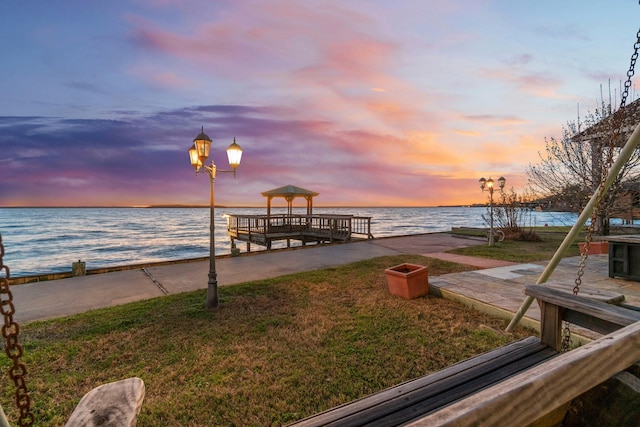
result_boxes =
[504,228,543,242]
[483,189,541,241]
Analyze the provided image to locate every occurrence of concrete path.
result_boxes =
[421,252,517,269]
[10,233,487,323]
[9,232,640,334]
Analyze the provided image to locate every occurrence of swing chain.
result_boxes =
[621,26,640,109]
[573,19,640,296]
[563,23,640,353]
[0,234,34,426]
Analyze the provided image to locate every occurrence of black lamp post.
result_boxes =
[188,127,243,309]
[479,176,506,246]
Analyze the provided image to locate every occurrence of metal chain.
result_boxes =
[575,29,639,289]
[563,25,640,353]
[0,233,34,426]
[621,27,640,108]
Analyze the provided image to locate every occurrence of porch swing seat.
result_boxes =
[289,285,640,427]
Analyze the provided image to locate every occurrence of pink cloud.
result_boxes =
[127,1,436,129]
[482,68,565,99]
[127,1,387,81]
[128,66,192,89]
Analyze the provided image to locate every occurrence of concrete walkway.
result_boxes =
[9,233,640,334]
[8,233,484,323]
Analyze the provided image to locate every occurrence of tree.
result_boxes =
[526,98,640,235]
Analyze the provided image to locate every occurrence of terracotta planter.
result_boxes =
[385,263,429,299]
[578,241,609,255]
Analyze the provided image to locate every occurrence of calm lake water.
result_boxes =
[0,207,578,277]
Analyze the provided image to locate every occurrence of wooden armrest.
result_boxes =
[525,285,640,329]
[525,285,640,350]
[65,377,145,427]
[540,281,625,304]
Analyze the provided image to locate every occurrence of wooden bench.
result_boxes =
[289,285,640,427]
[409,287,640,426]
[289,337,556,426]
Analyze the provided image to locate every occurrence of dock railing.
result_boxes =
[224,214,373,250]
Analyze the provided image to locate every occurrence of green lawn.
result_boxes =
[1,254,535,426]
[450,227,583,262]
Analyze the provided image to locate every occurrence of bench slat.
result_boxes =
[363,346,556,427]
[290,337,555,427]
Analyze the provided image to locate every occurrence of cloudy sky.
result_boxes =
[1,1,639,207]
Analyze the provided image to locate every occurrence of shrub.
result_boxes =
[483,189,541,241]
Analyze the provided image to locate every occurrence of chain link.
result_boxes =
[620,27,640,108]
[0,233,34,426]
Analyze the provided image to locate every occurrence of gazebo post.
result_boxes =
[286,196,293,217]
[266,196,272,217]
[260,184,320,235]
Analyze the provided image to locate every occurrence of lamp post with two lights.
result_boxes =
[188,127,243,309]
[478,176,506,247]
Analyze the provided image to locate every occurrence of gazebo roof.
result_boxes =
[261,185,319,198]
[574,97,640,143]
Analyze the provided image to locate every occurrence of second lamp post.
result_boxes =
[479,176,505,247]
[188,127,243,309]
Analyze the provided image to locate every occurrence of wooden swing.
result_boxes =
[290,20,640,427]
[289,288,640,427]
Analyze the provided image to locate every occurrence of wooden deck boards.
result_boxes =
[226,214,373,251]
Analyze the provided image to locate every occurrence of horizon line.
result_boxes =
[0,204,480,209]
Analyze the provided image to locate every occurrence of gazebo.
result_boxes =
[225,185,372,251]
[261,185,319,217]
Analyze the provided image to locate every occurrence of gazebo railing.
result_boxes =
[350,216,375,238]
[224,214,373,247]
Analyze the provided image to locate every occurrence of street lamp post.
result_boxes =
[188,127,243,309]
[479,176,506,246]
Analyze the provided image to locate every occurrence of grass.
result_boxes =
[450,227,583,262]
[1,254,536,426]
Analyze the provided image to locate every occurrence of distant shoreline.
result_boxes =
[1,204,475,209]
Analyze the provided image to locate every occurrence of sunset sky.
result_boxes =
[1,1,639,207]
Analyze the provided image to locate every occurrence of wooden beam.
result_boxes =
[538,300,562,351]
[404,321,640,427]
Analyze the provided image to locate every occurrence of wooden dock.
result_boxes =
[224,214,373,251]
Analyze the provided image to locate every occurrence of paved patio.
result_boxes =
[427,253,640,338]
